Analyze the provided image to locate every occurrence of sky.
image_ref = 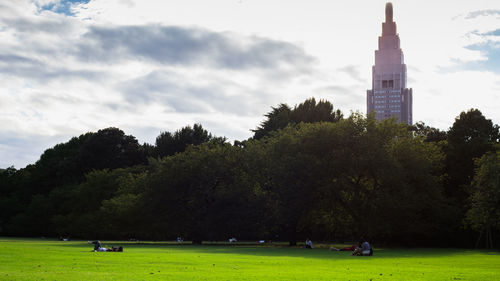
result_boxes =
[1,0,500,169]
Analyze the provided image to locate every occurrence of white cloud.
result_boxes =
[1,0,500,168]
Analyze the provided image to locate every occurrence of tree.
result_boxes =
[142,142,261,241]
[155,123,226,158]
[0,167,18,234]
[252,98,342,139]
[410,121,447,143]
[290,97,343,124]
[79,127,147,172]
[31,133,92,193]
[465,148,500,248]
[445,109,499,201]
[51,166,148,239]
[248,114,446,245]
[252,103,292,139]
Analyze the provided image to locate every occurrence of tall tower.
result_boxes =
[367,2,412,124]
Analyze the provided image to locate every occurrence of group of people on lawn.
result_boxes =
[89,237,370,255]
[336,240,373,256]
[306,238,373,256]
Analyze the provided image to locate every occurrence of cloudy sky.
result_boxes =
[1,0,500,168]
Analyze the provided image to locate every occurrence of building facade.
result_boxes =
[367,3,412,124]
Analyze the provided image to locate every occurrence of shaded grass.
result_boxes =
[0,237,499,280]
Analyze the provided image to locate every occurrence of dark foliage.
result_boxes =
[155,123,226,158]
[1,100,498,247]
[252,98,343,139]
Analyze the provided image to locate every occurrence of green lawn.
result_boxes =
[0,237,498,280]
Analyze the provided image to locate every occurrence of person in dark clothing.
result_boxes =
[91,240,101,251]
[305,239,313,249]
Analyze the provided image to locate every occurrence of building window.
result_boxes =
[382,80,394,88]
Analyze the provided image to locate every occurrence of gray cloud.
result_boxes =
[0,6,103,82]
[119,70,264,116]
[315,85,365,107]
[0,54,37,64]
[1,1,316,82]
[0,131,68,169]
[338,65,365,82]
[0,64,105,82]
[77,25,315,71]
[0,1,319,168]
[2,17,75,34]
[0,53,105,82]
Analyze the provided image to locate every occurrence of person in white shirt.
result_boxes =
[305,239,313,249]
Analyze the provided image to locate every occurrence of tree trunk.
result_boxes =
[475,229,483,249]
[487,226,493,249]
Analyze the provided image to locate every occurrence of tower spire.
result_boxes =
[385,2,393,23]
[382,2,396,36]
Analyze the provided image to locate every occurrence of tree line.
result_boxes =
[1,98,499,247]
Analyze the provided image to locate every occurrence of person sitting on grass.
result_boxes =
[351,240,372,256]
[305,239,313,249]
[90,240,101,251]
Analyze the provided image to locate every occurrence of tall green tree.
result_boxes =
[465,148,500,248]
[252,103,292,139]
[445,109,499,202]
[252,98,343,139]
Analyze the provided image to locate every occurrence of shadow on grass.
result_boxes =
[47,240,500,260]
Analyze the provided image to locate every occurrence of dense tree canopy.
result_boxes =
[79,127,147,172]
[1,99,498,247]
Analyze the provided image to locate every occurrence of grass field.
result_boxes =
[0,237,499,280]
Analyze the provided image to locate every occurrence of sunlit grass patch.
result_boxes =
[0,238,498,280]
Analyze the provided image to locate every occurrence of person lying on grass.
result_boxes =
[89,241,123,252]
[329,245,356,251]
[96,246,123,252]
